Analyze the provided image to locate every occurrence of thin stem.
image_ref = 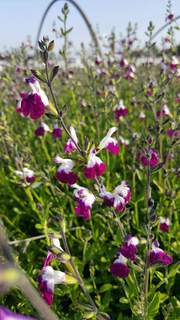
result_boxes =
[8,235,45,245]
[45,61,84,157]
[143,164,151,320]
[60,230,97,312]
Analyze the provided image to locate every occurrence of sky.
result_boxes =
[0,0,180,51]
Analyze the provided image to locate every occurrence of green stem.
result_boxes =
[60,230,97,312]
[143,164,151,319]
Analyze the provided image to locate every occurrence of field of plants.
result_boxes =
[0,1,179,319]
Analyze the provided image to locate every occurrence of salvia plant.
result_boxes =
[0,1,179,320]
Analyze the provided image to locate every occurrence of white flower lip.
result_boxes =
[72,184,95,207]
[115,253,128,265]
[99,127,117,150]
[54,156,74,172]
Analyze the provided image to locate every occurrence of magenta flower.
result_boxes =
[100,181,131,213]
[16,76,49,120]
[124,65,136,80]
[114,100,128,120]
[54,156,78,185]
[166,129,180,137]
[156,104,170,118]
[52,123,62,139]
[0,306,35,319]
[166,13,174,22]
[110,254,130,278]
[119,236,139,261]
[119,57,128,68]
[114,181,131,205]
[149,242,173,266]
[169,56,179,71]
[159,217,170,232]
[139,148,159,168]
[72,184,95,220]
[38,266,66,305]
[15,168,36,184]
[99,127,120,155]
[64,127,78,153]
[84,149,106,179]
[35,122,50,137]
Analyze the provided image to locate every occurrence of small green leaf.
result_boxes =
[148,292,160,317]
[119,297,129,304]
[99,283,113,293]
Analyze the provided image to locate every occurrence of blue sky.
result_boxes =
[0,0,180,51]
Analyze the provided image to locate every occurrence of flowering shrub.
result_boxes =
[0,1,179,319]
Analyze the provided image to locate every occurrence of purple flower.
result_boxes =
[119,236,139,261]
[110,254,130,278]
[159,217,170,232]
[100,181,131,212]
[35,123,50,137]
[15,168,36,184]
[72,184,95,220]
[38,266,66,305]
[52,124,62,139]
[99,127,120,155]
[54,156,78,185]
[0,306,35,319]
[64,127,78,153]
[139,148,159,168]
[114,100,128,120]
[84,149,106,179]
[156,104,170,119]
[149,242,173,266]
[119,57,128,68]
[16,77,49,120]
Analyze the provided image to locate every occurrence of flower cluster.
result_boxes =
[100,181,131,212]
[110,236,139,278]
[139,148,159,168]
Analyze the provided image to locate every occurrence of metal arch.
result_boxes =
[35,0,102,56]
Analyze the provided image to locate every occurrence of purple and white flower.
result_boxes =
[119,236,139,261]
[99,127,120,155]
[84,148,106,179]
[35,122,50,137]
[110,253,130,278]
[54,156,77,185]
[114,100,128,120]
[159,217,170,232]
[52,123,62,139]
[149,242,173,266]
[38,266,66,305]
[64,127,78,153]
[16,76,49,120]
[72,184,95,220]
[15,168,36,184]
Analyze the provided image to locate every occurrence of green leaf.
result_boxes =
[148,292,160,318]
[99,283,113,293]
[119,297,129,304]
